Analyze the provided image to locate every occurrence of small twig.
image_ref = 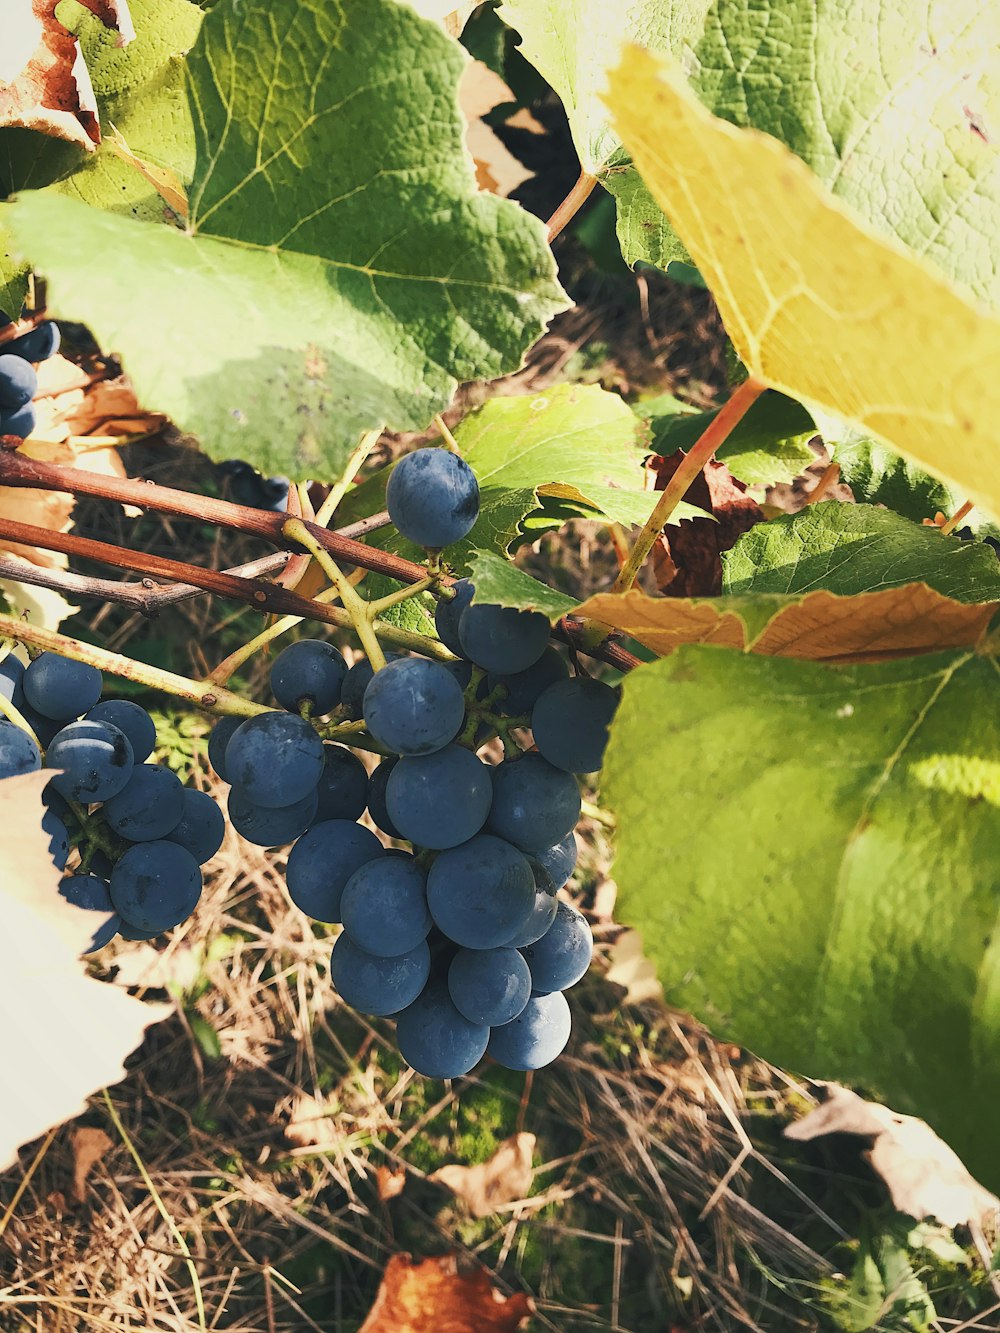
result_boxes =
[614,376,767,593]
[803,462,840,506]
[0,1127,58,1241]
[312,428,383,529]
[546,171,598,244]
[434,413,461,454]
[284,517,386,670]
[939,499,975,537]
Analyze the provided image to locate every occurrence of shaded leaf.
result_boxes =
[606,49,1000,521]
[430,1133,535,1218]
[359,1253,534,1333]
[786,1084,998,1230]
[466,551,577,621]
[602,645,1000,1187]
[8,0,568,478]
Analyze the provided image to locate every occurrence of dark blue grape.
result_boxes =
[386,745,491,849]
[395,977,489,1078]
[426,834,535,948]
[20,702,62,747]
[366,757,401,837]
[285,819,384,922]
[0,353,37,408]
[24,653,102,721]
[220,461,290,512]
[502,876,558,949]
[488,646,568,717]
[488,991,572,1070]
[103,764,185,841]
[487,753,580,853]
[166,788,225,863]
[117,919,162,941]
[0,402,36,438]
[362,657,465,755]
[458,602,549,675]
[59,873,120,952]
[208,715,241,781]
[0,719,40,778]
[228,786,317,846]
[109,841,202,932]
[385,448,480,549]
[530,677,618,773]
[270,639,347,714]
[86,700,157,763]
[340,855,431,956]
[46,720,133,802]
[340,653,401,720]
[313,744,368,822]
[6,322,60,362]
[330,932,430,1016]
[225,712,324,808]
[535,832,577,891]
[448,946,531,1026]
[434,579,474,655]
[520,901,593,993]
[443,657,473,691]
[41,805,70,870]
[0,653,25,703]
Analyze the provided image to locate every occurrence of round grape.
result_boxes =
[520,900,593,993]
[341,653,401,719]
[59,872,120,952]
[270,639,347,715]
[488,991,572,1070]
[46,720,133,802]
[0,353,37,408]
[458,602,549,675]
[487,752,580,853]
[426,834,535,948]
[340,855,431,957]
[502,877,558,949]
[208,715,241,782]
[103,764,185,841]
[386,449,480,549]
[366,757,401,837]
[24,653,102,721]
[0,719,40,778]
[225,712,324,808]
[386,745,492,849]
[0,653,25,703]
[86,699,157,763]
[6,321,60,362]
[330,932,430,1016]
[110,841,202,932]
[530,677,618,774]
[395,978,489,1078]
[166,788,226,863]
[488,646,568,717]
[535,832,577,892]
[228,786,318,846]
[0,403,36,438]
[313,744,368,822]
[285,819,384,922]
[362,657,465,755]
[21,702,61,748]
[448,946,531,1026]
[433,579,474,655]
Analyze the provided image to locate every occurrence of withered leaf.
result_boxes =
[652,456,762,597]
[429,1133,535,1217]
[460,60,533,199]
[358,1253,534,1333]
[68,1125,113,1203]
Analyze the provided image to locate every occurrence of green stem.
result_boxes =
[366,575,438,617]
[284,518,386,670]
[433,414,461,455]
[0,687,40,748]
[313,428,383,528]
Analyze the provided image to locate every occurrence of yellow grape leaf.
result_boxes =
[605,50,1000,521]
[1,773,169,1171]
[577,585,999,663]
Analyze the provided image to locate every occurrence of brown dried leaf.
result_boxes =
[377,1165,407,1201]
[68,1126,112,1203]
[359,1253,534,1333]
[577,584,998,664]
[430,1133,535,1218]
[34,354,165,439]
[605,930,664,1006]
[460,60,533,198]
[284,1092,339,1149]
[652,456,763,597]
[0,0,134,148]
[1,773,169,1172]
[786,1084,999,1229]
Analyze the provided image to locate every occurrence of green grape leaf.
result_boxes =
[494,0,709,269]
[465,550,577,620]
[7,0,568,477]
[723,504,1000,602]
[604,644,1000,1187]
[644,388,817,487]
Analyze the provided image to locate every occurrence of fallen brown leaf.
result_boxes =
[1,772,169,1172]
[605,930,664,1006]
[460,60,533,199]
[430,1133,535,1218]
[377,1165,407,1201]
[785,1084,999,1230]
[652,456,763,596]
[576,584,998,663]
[284,1092,339,1149]
[359,1253,534,1333]
[0,0,134,149]
[68,1126,112,1203]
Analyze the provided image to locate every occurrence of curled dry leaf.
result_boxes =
[0,772,169,1173]
[605,929,664,1007]
[377,1164,407,1201]
[358,1253,534,1333]
[652,456,763,597]
[68,1125,113,1204]
[284,1092,339,1149]
[0,0,134,149]
[786,1084,999,1230]
[430,1133,535,1218]
[460,61,533,199]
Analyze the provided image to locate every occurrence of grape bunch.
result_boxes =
[0,317,61,440]
[0,650,224,951]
